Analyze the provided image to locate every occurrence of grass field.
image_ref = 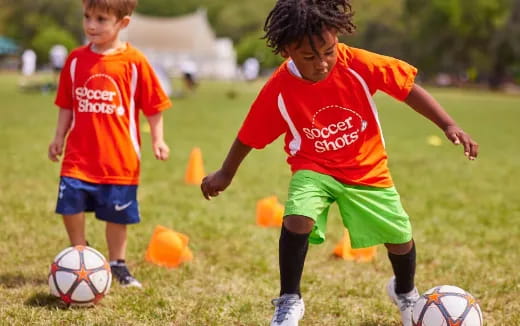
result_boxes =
[0,72,519,325]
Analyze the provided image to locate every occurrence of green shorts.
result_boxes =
[284,170,412,248]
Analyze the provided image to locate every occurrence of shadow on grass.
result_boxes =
[0,272,46,288]
[25,292,98,310]
[24,292,68,309]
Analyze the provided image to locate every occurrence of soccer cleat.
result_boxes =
[386,277,420,326]
[110,263,142,288]
[270,294,305,326]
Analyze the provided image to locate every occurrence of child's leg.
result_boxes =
[105,222,127,261]
[62,213,87,246]
[385,240,416,294]
[279,215,314,297]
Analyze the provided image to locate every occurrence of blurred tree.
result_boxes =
[0,0,518,85]
[347,0,407,59]
[209,0,273,42]
[0,0,82,63]
[488,0,520,88]
[403,0,512,83]
[235,31,284,69]
[32,24,78,64]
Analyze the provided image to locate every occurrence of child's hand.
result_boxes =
[444,125,479,160]
[48,138,64,162]
[153,140,170,160]
[200,170,233,200]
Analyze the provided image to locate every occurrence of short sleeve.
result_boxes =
[348,47,417,101]
[237,78,287,149]
[54,54,74,109]
[135,56,172,116]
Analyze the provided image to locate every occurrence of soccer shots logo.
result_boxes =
[75,74,125,116]
[303,105,367,153]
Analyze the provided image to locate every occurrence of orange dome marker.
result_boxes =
[333,229,377,262]
[145,225,193,268]
[184,147,205,185]
[256,196,284,227]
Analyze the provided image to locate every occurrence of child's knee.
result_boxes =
[385,239,414,255]
[283,215,315,234]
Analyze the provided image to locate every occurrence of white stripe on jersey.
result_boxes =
[129,63,141,160]
[69,58,77,131]
[347,68,385,147]
[277,93,302,156]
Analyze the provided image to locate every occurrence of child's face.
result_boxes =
[282,28,339,82]
[82,6,130,49]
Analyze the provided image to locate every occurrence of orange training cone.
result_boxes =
[145,225,193,268]
[333,229,377,262]
[184,147,205,185]
[256,196,284,227]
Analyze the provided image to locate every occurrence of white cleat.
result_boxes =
[386,277,420,326]
[270,294,305,326]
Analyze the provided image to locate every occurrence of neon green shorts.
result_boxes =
[284,170,412,248]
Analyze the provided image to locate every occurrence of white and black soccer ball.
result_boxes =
[48,246,112,306]
[412,285,483,326]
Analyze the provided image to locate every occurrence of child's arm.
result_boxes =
[404,84,479,160]
[48,108,73,162]
[146,112,169,161]
[201,138,253,200]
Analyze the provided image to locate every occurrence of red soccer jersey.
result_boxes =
[238,44,417,187]
[55,44,171,185]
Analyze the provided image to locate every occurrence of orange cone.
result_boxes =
[184,147,205,185]
[256,196,284,227]
[145,225,193,268]
[333,229,377,262]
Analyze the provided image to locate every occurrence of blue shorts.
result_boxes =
[55,176,140,224]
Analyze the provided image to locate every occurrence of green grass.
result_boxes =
[0,72,519,325]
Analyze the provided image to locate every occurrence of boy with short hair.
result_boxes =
[200,0,478,325]
[48,0,171,288]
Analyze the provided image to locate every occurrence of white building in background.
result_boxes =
[121,9,237,80]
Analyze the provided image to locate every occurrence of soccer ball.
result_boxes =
[412,285,483,326]
[48,245,112,306]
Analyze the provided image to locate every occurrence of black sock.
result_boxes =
[109,259,126,267]
[388,243,416,294]
[279,224,310,297]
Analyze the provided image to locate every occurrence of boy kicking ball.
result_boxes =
[201,0,478,324]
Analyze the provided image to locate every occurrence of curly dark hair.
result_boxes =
[263,0,356,54]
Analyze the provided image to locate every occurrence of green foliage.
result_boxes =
[31,24,78,65]
[0,0,82,51]
[1,0,519,85]
[235,31,284,68]
[403,0,513,78]
[347,0,408,58]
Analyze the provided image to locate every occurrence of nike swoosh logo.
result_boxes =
[115,201,132,211]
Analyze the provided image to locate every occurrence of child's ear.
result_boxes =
[119,16,131,28]
[280,48,289,59]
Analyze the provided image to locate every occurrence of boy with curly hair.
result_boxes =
[201,0,478,324]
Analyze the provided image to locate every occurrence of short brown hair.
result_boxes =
[82,0,138,20]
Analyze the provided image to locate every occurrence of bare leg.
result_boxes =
[385,240,413,255]
[283,215,314,234]
[62,213,87,246]
[106,222,127,261]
